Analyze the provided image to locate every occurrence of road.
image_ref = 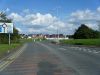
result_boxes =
[0,41,100,75]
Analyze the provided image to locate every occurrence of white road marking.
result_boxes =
[83,49,87,52]
[94,51,99,54]
[60,46,100,54]
[78,48,82,51]
[93,50,97,52]
[88,50,92,53]
[59,48,66,50]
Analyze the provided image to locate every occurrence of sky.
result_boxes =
[0,0,100,34]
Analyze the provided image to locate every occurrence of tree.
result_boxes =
[0,12,12,23]
[0,12,20,44]
[73,24,100,39]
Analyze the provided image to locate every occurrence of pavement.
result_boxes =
[0,41,100,75]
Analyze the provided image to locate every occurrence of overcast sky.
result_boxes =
[0,0,100,34]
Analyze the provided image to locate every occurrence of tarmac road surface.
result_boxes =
[0,41,100,75]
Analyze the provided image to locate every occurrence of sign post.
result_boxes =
[0,23,13,45]
[9,33,11,45]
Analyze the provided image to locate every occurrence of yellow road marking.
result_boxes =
[0,44,27,72]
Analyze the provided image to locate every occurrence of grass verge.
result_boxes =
[60,39,100,46]
[0,44,21,58]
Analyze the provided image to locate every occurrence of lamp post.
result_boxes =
[51,6,61,42]
[55,6,61,42]
[56,8,59,40]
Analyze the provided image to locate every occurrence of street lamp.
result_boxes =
[55,6,61,41]
[50,6,61,42]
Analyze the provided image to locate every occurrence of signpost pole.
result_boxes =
[9,33,11,45]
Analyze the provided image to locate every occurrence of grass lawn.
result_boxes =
[60,39,100,46]
[0,44,20,58]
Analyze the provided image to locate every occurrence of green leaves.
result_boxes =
[73,24,100,39]
[0,12,12,23]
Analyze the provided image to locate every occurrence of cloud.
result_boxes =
[70,9,95,22]
[8,13,23,22]
[23,9,30,14]
[5,8,10,12]
[8,12,67,34]
[97,7,100,12]
[8,7,100,34]
[8,13,57,25]
[68,7,100,30]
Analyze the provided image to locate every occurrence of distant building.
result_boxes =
[44,34,69,40]
[32,34,45,39]
[20,33,69,40]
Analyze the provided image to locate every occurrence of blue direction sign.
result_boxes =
[0,26,2,32]
[0,23,13,33]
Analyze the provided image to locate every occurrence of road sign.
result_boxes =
[0,23,13,33]
[0,25,2,32]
